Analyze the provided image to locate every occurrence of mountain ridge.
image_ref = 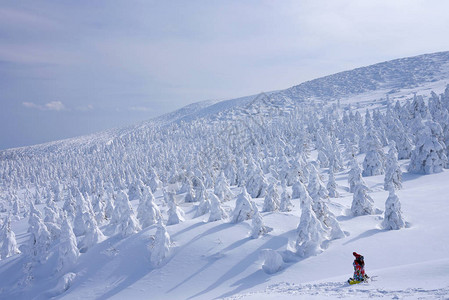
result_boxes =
[2,50,449,154]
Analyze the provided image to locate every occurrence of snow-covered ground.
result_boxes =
[2,164,448,299]
[1,51,449,300]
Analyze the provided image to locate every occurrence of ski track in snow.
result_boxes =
[221,281,449,300]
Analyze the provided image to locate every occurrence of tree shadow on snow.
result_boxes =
[186,232,292,300]
[402,172,425,182]
[67,229,155,300]
[343,228,384,245]
[167,237,251,293]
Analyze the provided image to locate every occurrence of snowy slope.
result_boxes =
[1,51,449,300]
[3,51,449,155]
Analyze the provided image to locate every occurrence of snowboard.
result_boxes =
[347,278,364,285]
[347,275,371,285]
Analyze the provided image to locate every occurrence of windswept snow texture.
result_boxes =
[1,51,449,300]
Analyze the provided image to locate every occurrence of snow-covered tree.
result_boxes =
[191,176,206,203]
[245,164,268,198]
[307,164,328,201]
[291,179,305,199]
[166,191,185,225]
[250,206,271,239]
[326,168,339,198]
[149,220,171,268]
[382,188,405,230]
[0,215,20,259]
[148,169,162,193]
[362,125,385,176]
[214,171,234,202]
[104,193,115,221]
[208,192,227,222]
[231,187,256,223]
[408,120,448,174]
[56,218,79,273]
[384,142,402,191]
[295,188,327,257]
[28,201,43,233]
[262,182,280,212]
[279,181,293,212]
[28,215,52,263]
[194,193,211,218]
[78,212,105,251]
[351,182,375,216]
[62,190,76,221]
[348,158,366,193]
[110,191,141,237]
[137,187,162,228]
[128,179,144,201]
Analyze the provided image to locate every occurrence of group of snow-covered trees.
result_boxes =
[0,85,448,269]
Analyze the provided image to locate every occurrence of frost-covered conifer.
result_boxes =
[92,192,106,225]
[245,164,268,198]
[62,190,76,221]
[279,181,293,212]
[184,183,195,203]
[224,161,238,186]
[191,176,206,203]
[28,201,43,233]
[384,142,402,191]
[111,191,141,237]
[382,188,405,230]
[307,165,328,201]
[0,215,20,259]
[351,183,375,216]
[262,182,280,212]
[392,120,413,160]
[34,188,44,205]
[194,193,211,218]
[128,179,144,201]
[295,188,327,257]
[149,220,171,268]
[308,171,345,240]
[250,206,271,239]
[148,169,162,193]
[348,158,366,193]
[208,192,227,222]
[231,187,256,223]
[408,120,448,174]
[362,126,385,176]
[104,194,115,220]
[56,218,79,273]
[28,215,52,263]
[326,168,339,198]
[79,212,105,251]
[44,201,60,224]
[177,176,191,195]
[214,171,234,202]
[73,205,87,237]
[166,191,185,225]
[137,187,162,228]
[291,178,306,199]
[12,195,21,218]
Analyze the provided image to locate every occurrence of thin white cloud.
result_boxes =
[45,101,65,111]
[22,101,66,111]
[22,102,41,109]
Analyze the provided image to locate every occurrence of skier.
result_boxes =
[348,252,369,284]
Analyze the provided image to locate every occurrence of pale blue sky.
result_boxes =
[1,0,449,149]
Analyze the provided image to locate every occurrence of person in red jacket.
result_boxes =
[352,252,368,282]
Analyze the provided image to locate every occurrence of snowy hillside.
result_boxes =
[1,51,449,300]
